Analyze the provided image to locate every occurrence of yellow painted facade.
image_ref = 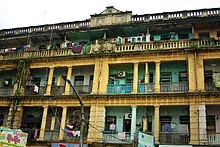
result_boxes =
[0,6,220,147]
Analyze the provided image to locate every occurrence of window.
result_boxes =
[105,116,116,131]
[161,72,172,83]
[204,70,213,83]
[89,75,93,85]
[74,76,84,86]
[33,78,41,86]
[217,32,220,37]
[0,115,4,126]
[161,34,170,40]
[199,32,210,39]
[178,34,189,40]
[147,116,152,132]
[39,45,46,49]
[216,32,220,40]
[2,79,12,88]
[207,115,215,132]
[179,115,190,124]
[160,116,172,132]
[179,72,188,82]
[149,73,154,83]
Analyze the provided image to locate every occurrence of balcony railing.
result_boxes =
[25,86,46,96]
[116,39,220,53]
[63,131,80,141]
[208,133,220,145]
[0,87,13,96]
[138,83,155,93]
[205,83,220,92]
[51,86,65,95]
[70,85,92,94]
[159,132,190,144]
[107,84,132,94]
[103,131,131,144]
[43,129,60,141]
[1,39,220,61]
[160,82,189,92]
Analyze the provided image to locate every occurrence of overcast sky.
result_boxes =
[0,0,220,30]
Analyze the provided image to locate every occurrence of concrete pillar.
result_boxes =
[155,62,160,92]
[130,106,137,141]
[197,58,205,91]
[39,106,48,140]
[190,104,199,144]
[132,63,139,94]
[64,66,72,95]
[59,106,67,140]
[98,59,109,94]
[45,67,54,95]
[154,105,160,144]
[91,59,101,94]
[6,105,23,129]
[188,54,197,92]
[87,105,105,142]
[199,104,207,144]
[50,117,56,130]
[145,62,149,84]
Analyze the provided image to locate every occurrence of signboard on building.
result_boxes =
[138,132,155,147]
[51,143,90,147]
[0,127,28,147]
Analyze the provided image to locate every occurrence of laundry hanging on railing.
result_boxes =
[0,45,31,53]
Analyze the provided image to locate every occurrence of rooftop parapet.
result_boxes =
[0,7,219,37]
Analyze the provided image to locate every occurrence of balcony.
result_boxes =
[70,85,92,94]
[107,84,132,94]
[51,86,65,95]
[208,133,220,145]
[160,82,189,92]
[25,86,46,96]
[138,83,155,93]
[1,39,220,61]
[0,87,13,96]
[159,132,190,144]
[102,131,131,144]
[205,83,220,92]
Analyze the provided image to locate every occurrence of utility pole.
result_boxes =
[66,79,85,147]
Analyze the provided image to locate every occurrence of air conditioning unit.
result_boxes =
[125,113,132,119]
[118,71,126,77]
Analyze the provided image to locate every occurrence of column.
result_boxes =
[39,106,48,140]
[44,67,54,95]
[197,58,205,91]
[155,61,160,92]
[190,104,199,144]
[199,104,207,144]
[132,63,139,94]
[91,59,101,94]
[98,59,109,94]
[144,62,149,84]
[130,106,137,141]
[63,66,72,95]
[154,105,160,144]
[188,54,197,92]
[87,105,105,142]
[59,106,67,140]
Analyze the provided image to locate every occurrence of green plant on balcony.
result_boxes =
[190,44,199,50]
[83,44,91,54]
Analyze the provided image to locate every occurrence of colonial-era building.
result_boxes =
[0,6,220,147]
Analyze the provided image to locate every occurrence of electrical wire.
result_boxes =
[49,105,131,144]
